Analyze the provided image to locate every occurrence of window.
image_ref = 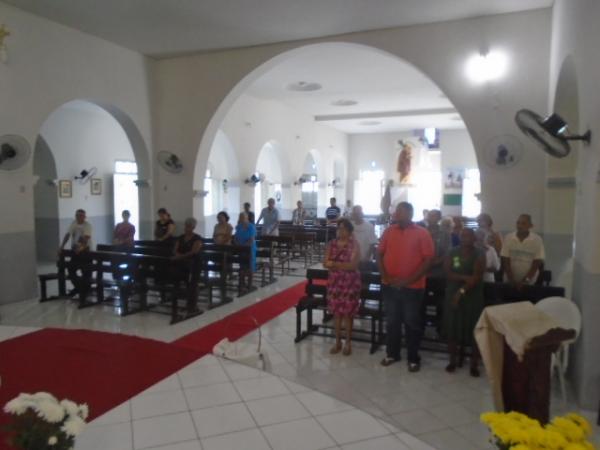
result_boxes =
[354,170,385,215]
[204,169,213,216]
[408,170,442,216]
[113,160,139,239]
[462,169,482,217]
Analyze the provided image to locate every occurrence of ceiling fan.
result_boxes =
[157,151,183,174]
[0,135,31,171]
[515,109,591,158]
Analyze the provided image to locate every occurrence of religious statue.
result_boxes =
[397,140,412,184]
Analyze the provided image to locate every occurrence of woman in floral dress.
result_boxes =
[324,218,361,355]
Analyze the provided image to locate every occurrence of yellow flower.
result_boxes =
[564,413,592,438]
[511,444,532,450]
[551,417,585,442]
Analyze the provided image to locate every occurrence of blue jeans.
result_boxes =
[382,285,424,363]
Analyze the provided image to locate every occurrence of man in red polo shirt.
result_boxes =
[377,201,434,372]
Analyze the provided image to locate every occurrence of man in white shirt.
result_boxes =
[501,214,545,287]
[59,209,94,297]
[292,200,306,225]
[257,198,280,236]
[350,205,378,271]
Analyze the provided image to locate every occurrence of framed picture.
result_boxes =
[58,180,72,198]
[90,178,102,195]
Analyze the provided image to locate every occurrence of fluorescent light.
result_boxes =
[465,50,508,83]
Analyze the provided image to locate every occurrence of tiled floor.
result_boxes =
[0,261,598,449]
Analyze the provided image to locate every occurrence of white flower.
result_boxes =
[4,397,32,415]
[48,436,58,446]
[78,403,89,420]
[61,416,85,436]
[60,399,79,417]
[35,399,65,423]
[33,392,58,403]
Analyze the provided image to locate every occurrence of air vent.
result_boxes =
[286,81,322,92]
[331,99,358,106]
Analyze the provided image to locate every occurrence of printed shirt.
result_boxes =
[325,206,341,220]
[378,223,434,289]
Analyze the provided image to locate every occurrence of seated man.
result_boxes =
[171,217,203,314]
[501,214,545,288]
[58,209,93,298]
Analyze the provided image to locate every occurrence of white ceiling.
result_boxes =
[7,0,552,134]
[246,44,464,134]
[6,0,553,57]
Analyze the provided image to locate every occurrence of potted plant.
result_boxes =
[3,392,88,450]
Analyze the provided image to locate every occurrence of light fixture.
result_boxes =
[465,50,508,83]
[286,81,322,92]
[360,121,382,126]
[0,24,10,64]
[371,161,376,168]
[331,99,358,106]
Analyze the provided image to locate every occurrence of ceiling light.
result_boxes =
[371,161,376,168]
[465,50,508,83]
[286,81,322,92]
[359,120,381,126]
[331,99,358,106]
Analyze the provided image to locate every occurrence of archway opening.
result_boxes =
[33,100,151,262]
[255,141,284,214]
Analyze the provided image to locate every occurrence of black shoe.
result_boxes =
[408,362,421,373]
[380,356,401,367]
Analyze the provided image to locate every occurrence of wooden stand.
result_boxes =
[501,328,575,424]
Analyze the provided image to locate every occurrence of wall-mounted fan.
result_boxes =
[245,173,265,185]
[157,151,183,174]
[74,167,97,184]
[483,135,523,169]
[0,134,31,171]
[515,109,591,158]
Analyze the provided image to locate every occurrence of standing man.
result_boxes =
[243,202,255,224]
[257,198,280,236]
[501,214,545,288]
[350,205,378,271]
[58,209,94,297]
[378,202,434,372]
[326,197,341,224]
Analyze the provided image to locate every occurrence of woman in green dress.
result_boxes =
[443,227,485,376]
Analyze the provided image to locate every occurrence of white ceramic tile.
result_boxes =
[453,421,496,449]
[428,403,478,427]
[234,375,290,401]
[296,391,354,416]
[132,389,188,420]
[89,401,131,426]
[418,428,476,450]
[191,402,256,438]
[184,382,241,409]
[75,421,132,450]
[390,409,448,435]
[316,409,390,445]
[395,432,437,450]
[281,378,312,394]
[133,412,197,449]
[201,428,271,450]
[178,364,229,388]
[341,434,411,450]
[146,441,203,450]
[141,374,181,395]
[262,417,336,450]
[246,394,310,426]
[221,360,266,380]
[370,391,418,415]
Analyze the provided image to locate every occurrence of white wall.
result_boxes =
[0,2,154,303]
[548,0,600,408]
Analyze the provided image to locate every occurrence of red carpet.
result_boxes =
[0,281,306,437]
[174,281,306,353]
[0,329,202,428]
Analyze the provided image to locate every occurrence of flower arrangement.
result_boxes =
[481,411,595,450]
[3,392,88,450]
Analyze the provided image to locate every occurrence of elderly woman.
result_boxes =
[234,212,257,292]
[476,213,503,255]
[324,218,361,356]
[113,209,136,248]
[443,228,485,376]
[213,211,233,244]
[171,217,203,314]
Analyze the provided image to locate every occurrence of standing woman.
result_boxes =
[443,228,485,376]
[155,208,176,242]
[213,211,233,244]
[234,212,257,292]
[323,218,361,356]
[113,209,136,249]
[476,213,503,255]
